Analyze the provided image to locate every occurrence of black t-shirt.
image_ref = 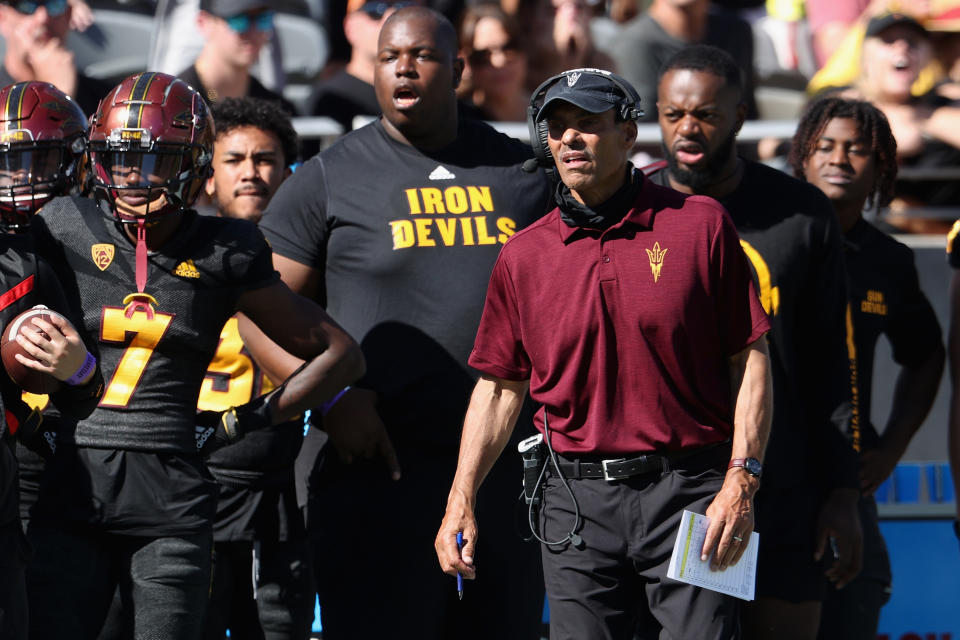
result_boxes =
[0,66,112,118]
[844,218,942,447]
[177,65,297,117]
[651,161,858,490]
[30,196,277,535]
[260,118,551,450]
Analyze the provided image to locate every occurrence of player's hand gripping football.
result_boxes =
[15,313,92,384]
[323,387,401,481]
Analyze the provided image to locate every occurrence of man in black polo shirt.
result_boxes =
[648,45,862,640]
[259,7,551,639]
[791,96,944,640]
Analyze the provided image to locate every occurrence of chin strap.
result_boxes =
[136,217,147,294]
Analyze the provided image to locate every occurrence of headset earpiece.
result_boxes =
[526,69,643,170]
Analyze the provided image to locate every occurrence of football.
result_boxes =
[1,306,65,395]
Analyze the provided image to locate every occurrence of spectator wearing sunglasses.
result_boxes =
[306,0,417,132]
[178,0,296,116]
[0,0,111,115]
[457,4,527,121]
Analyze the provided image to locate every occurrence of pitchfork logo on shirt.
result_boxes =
[645,242,667,282]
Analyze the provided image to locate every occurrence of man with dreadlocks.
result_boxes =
[793,96,944,640]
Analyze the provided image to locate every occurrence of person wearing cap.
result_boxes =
[306,0,416,131]
[647,45,862,640]
[177,0,296,115]
[0,0,111,115]
[260,7,551,639]
[435,66,773,639]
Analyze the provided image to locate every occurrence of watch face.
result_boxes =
[745,458,763,477]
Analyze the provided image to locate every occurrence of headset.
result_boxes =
[524,68,644,172]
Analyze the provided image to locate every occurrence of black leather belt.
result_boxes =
[553,441,729,481]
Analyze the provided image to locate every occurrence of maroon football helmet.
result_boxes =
[88,72,214,222]
[0,81,87,230]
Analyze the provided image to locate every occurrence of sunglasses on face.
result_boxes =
[468,42,520,68]
[9,0,68,17]
[359,1,415,20]
[224,10,274,33]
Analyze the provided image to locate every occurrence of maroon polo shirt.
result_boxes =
[469,175,770,455]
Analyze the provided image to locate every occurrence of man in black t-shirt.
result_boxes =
[792,96,944,640]
[0,0,111,116]
[259,7,551,640]
[24,72,363,640]
[647,45,861,640]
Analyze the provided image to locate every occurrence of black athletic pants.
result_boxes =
[817,495,891,640]
[203,538,315,640]
[26,526,211,640]
[540,450,739,640]
[309,441,544,640]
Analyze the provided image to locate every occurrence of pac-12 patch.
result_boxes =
[91,244,114,271]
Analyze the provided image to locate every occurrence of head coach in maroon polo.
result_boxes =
[435,68,773,640]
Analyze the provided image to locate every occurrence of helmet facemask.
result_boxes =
[90,131,212,223]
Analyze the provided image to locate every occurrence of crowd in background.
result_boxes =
[13,0,960,230]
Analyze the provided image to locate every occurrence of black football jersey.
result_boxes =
[199,316,303,480]
[33,196,278,454]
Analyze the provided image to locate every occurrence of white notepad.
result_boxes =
[666,510,758,601]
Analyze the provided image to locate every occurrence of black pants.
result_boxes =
[540,455,739,640]
[817,495,891,640]
[26,526,212,640]
[204,538,315,640]
[0,521,27,640]
[309,442,544,640]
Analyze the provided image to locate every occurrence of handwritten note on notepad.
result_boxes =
[666,510,758,601]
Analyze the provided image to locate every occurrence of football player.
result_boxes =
[23,72,363,640]
[0,79,105,640]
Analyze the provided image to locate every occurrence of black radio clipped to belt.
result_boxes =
[518,433,546,506]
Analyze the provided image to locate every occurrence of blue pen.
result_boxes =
[456,532,464,600]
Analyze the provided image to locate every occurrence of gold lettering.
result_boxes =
[468,186,493,212]
[460,217,475,245]
[435,219,457,246]
[405,188,422,214]
[860,300,887,315]
[867,290,884,302]
[496,217,516,244]
[390,220,414,249]
[445,187,469,214]
[740,240,780,316]
[415,218,436,247]
[475,216,497,245]
[422,188,445,214]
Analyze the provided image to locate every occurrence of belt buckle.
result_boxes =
[601,458,627,482]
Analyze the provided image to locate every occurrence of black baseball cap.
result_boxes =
[865,12,928,39]
[536,71,629,122]
[200,0,270,17]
